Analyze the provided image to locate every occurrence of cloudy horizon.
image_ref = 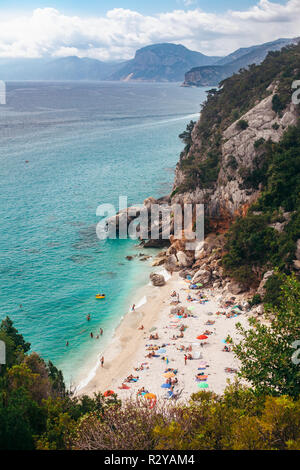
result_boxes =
[0,0,299,61]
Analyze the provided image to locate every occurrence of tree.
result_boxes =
[0,316,30,353]
[233,273,300,397]
[179,120,196,151]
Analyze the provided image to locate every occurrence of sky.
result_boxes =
[0,0,298,61]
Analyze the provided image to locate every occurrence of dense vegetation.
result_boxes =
[0,316,119,450]
[176,42,300,192]
[1,272,299,450]
[223,120,300,291]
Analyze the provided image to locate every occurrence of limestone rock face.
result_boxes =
[228,282,246,295]
[293,260,300,270]
[150,273,166,287]
[171,89,298,225]
[176,250,194,268]
[192,268,211,286]
[164,254,180,272]
[151,256,167,267]
[257,270,274,296]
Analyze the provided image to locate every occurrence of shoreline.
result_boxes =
[79,268,249,399]
[78,267,176,396]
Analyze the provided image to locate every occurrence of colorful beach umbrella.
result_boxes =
[161,383,171,388]
[144,393,156,400]
[103,390,115,397]
[197,335,208,340]
[198,383,209,389]
[163,372,175,378]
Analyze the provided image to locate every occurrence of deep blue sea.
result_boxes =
[0,81,207,387]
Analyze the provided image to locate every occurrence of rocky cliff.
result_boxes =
[116,43,300,299]
[149,43,300,298]
[172,85,298,224]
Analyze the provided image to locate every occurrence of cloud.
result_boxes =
[0,1,299,60]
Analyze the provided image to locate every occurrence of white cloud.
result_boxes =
[0,1,299,60]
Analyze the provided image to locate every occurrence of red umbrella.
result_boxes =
[197,335,208,340]
[103,390,115,397]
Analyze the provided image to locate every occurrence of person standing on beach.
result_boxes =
[100,328,103,336]
[90,332,93,338]
[100,356,104,368]
[132,304,135,311]
[184,354,187,365]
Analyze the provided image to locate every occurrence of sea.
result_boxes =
[0,81,208,388]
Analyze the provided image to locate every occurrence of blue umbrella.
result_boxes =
[161,383,171,388]
[158,348,166,354]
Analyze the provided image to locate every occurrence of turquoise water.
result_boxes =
[0,81,207,386]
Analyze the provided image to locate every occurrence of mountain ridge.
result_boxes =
[183,37,300,87]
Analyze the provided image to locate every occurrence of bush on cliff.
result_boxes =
[233,273,300,398]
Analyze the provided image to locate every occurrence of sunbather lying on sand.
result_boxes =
[223,345,231,352]
[225,367,238,373]
[164,368,177,374]
[118,383,130,390]
[125,374,139,383]
[137,386,149,396]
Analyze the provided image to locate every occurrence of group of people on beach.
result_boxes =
[95,275,242,401]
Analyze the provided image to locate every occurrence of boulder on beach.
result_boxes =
[192,268,211,285]
[150,273,166,287]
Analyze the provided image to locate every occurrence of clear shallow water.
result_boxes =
[0,81,207,386]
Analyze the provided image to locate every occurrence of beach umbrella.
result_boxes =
[197,375,208,380]
[163,372,175,378]
[198,383,209,389]
[144,393,156,400]
[103,390,115,397]
[149,327,157,332]
[161,383,171,388]
[197,335,208,340]
[158,348,166,354]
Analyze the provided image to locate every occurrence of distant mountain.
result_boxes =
[109,43,221,82]
[183,37,300,87]
[0,56,123,81]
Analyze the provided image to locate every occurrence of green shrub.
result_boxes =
[237,119,249,130]
[254,138,265,149]
[272,94,285,114]
[249,294,262,306]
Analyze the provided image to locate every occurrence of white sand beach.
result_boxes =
[80,270,249,401]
